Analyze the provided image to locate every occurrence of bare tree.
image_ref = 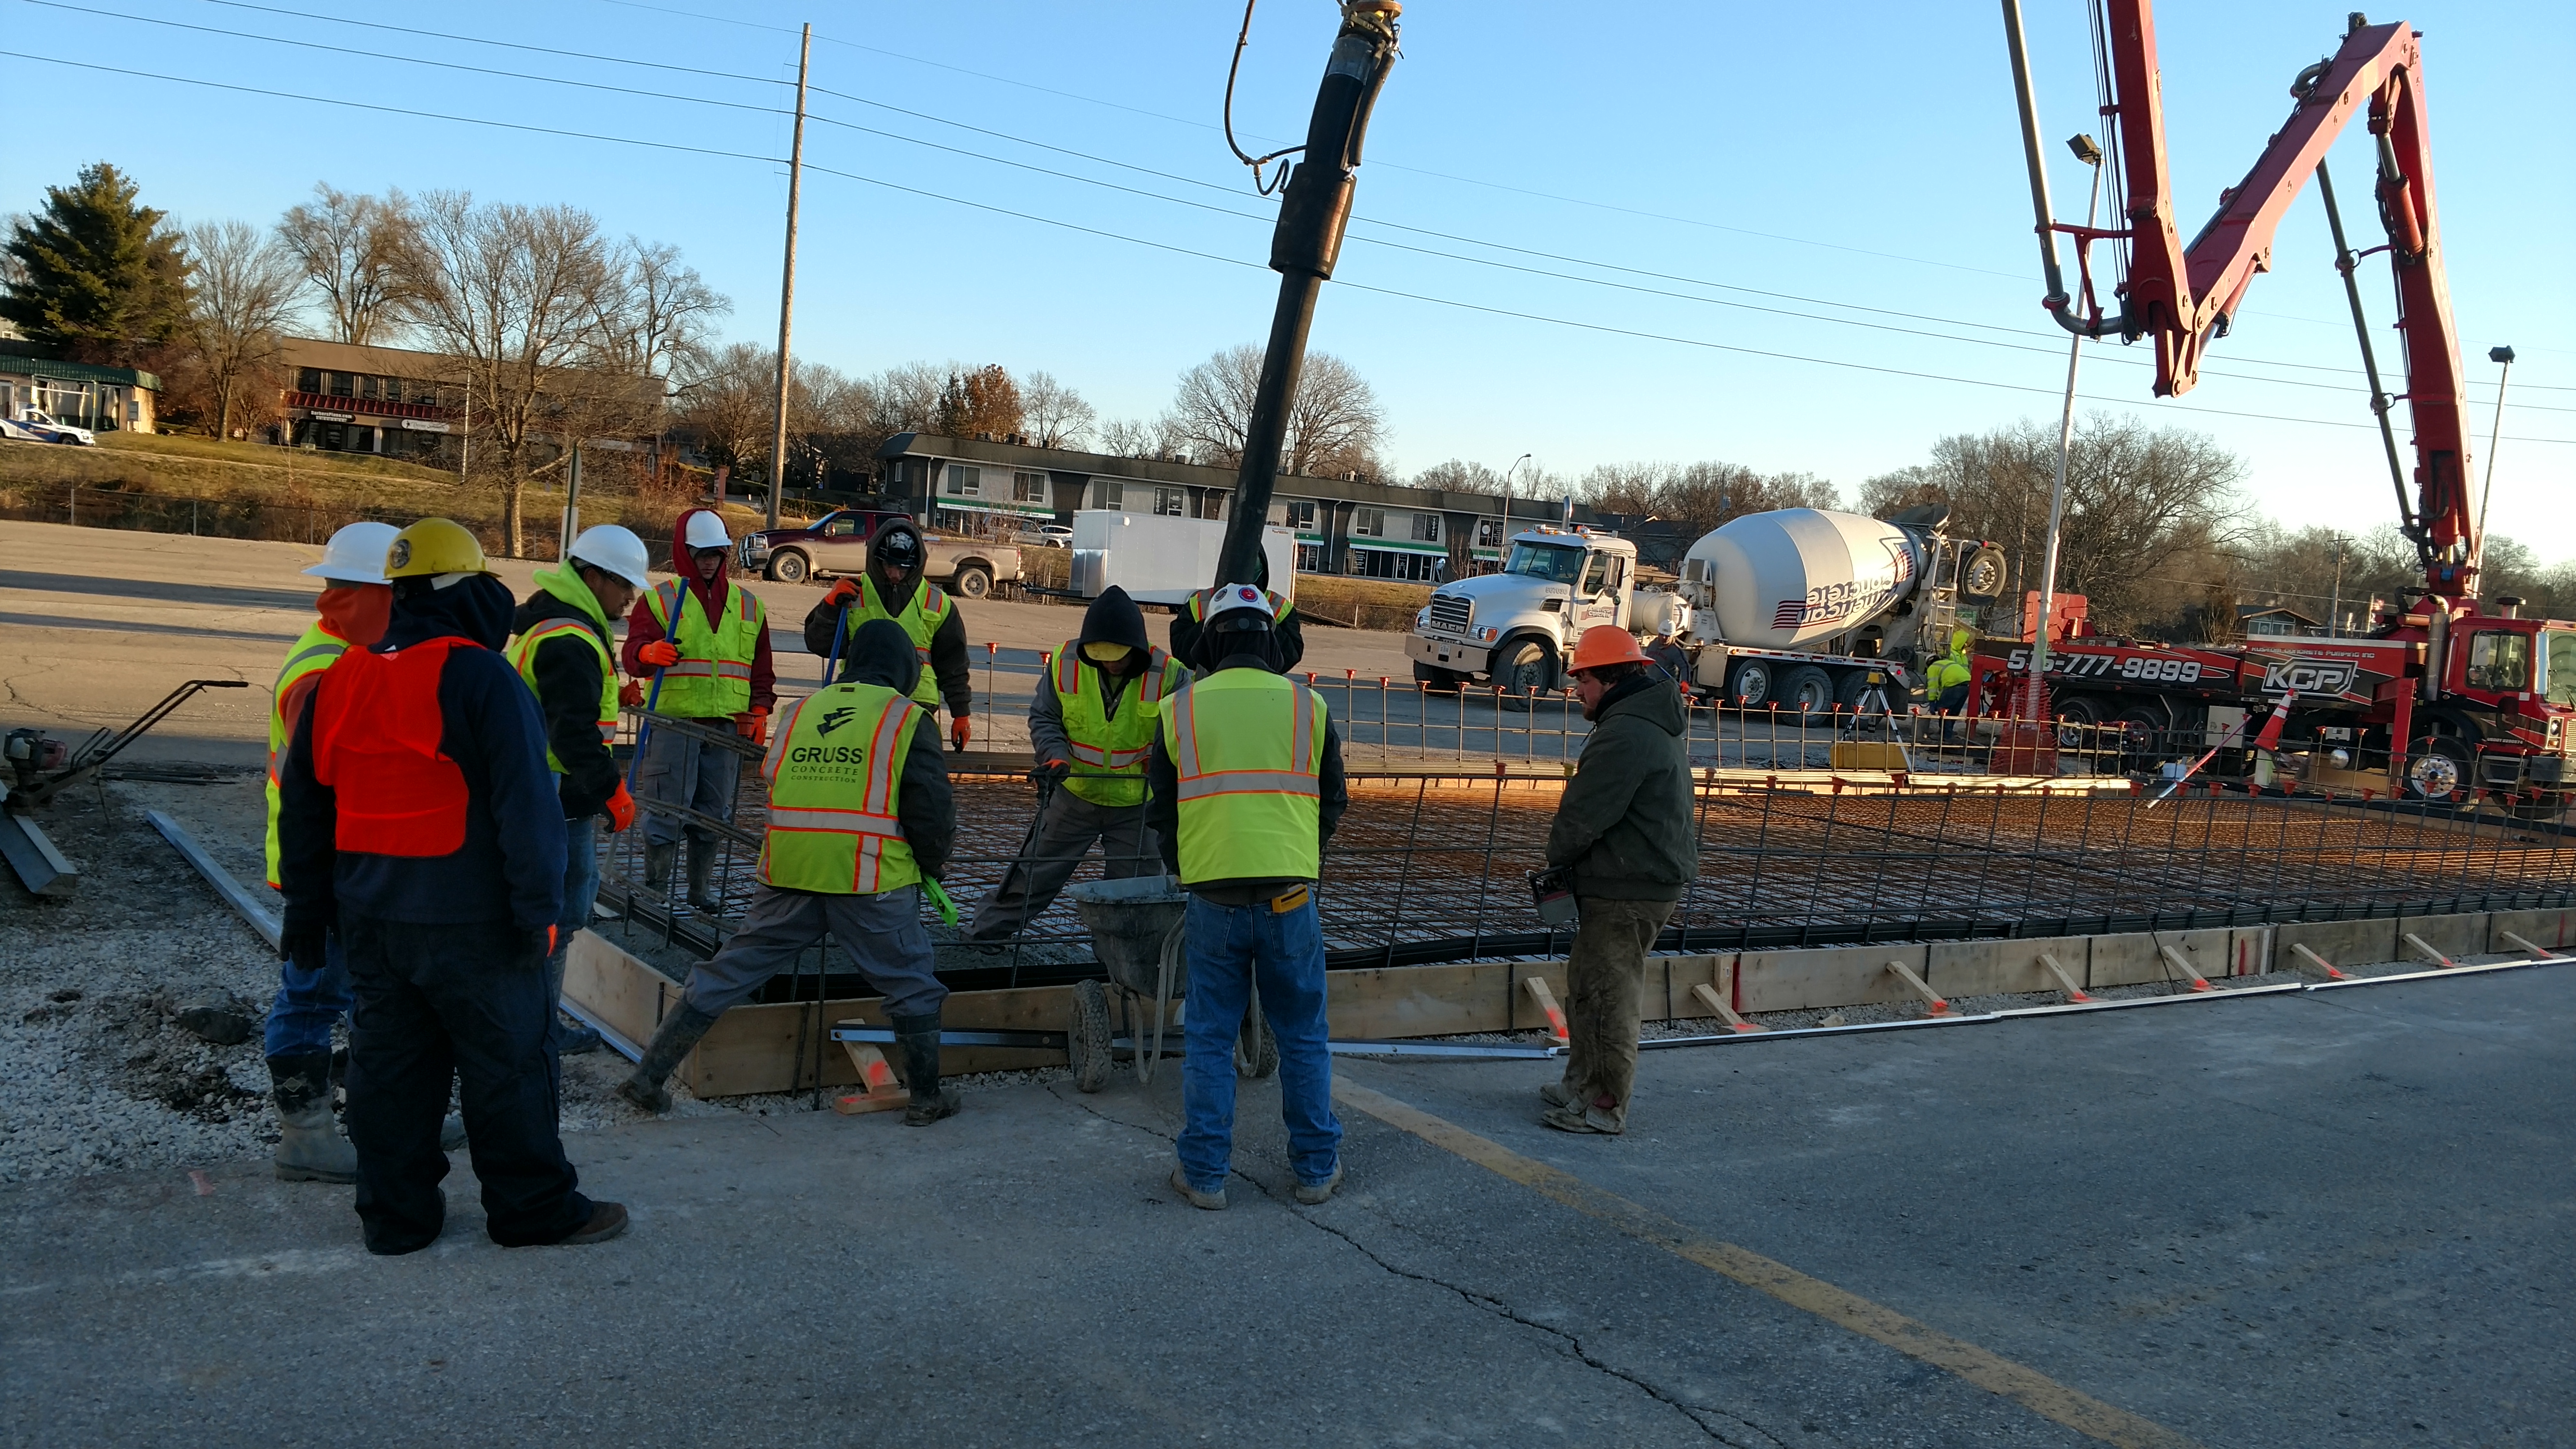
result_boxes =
[1020,370,1095,449]
[1413,459,1503,492]
[1581,461,1836,537]
[1163,344,1386,478]
[672,341,778,479]
[595,238,727,386]
[399,191,655,555]
[179,219,300,439]
[277,184,417,345]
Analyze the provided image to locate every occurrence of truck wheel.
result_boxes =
[1495,639,1555,704]
[1413,662,1465,694]
[1727,659,1774,710]
[1834,670,1895,715]
[2052,694,2112,751]
[2404,735,2471,802]
[2114,705,2171,768]
[952,564,993,600]
[1779,666,1834,715]
[768,550,809,585]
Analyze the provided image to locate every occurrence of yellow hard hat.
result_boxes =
[385,518,489,579]
[1080,641,1137,665]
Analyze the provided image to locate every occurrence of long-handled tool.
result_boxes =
[4,678,249,897]
[1001,771,1058,987]
[623,668,666,794]
[818,602,848,686]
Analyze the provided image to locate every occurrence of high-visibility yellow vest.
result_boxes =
[1186,585,1293,625]
[265,620,350,886]
[643,578,765,718]
[1926,652,1971,693]
[508,619,618,775]
[1050,642,1188,808]
[1162,669,1327,885]
[756,682,924,895]
[840,576,952,709]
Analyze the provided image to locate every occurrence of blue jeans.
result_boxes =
[265,929,352,1059]
[545,816,601,1049]
[1176,892,1340,1191]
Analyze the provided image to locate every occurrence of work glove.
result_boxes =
[950,715,972,751]
[638,639,681,669]
[734,707,769,743]
[515,924,560,971]
[822,578,861,608]
[1031,757,1072,785]
[281,928,328,979]
[618,679,645,708]
[604,781,636,833]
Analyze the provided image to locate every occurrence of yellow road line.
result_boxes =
[1332,1079,2203,1449]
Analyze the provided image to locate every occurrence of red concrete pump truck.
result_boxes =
[1986,4,2567,814]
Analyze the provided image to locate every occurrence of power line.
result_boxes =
[192,0,786,88]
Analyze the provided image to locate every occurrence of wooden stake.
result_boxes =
[2402,932,2455,969]
[1690,982,1763,1033]
[2288,942,2349,980]
[1522,976,1569,1043]
[1884,960,1951,1016]
[832,1043,906,1114]
[2157,945,2214,992]
[2035,951,2093,1002]
[2497,930,2560,960]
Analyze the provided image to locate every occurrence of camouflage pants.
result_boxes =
[1558,896,1677,1129]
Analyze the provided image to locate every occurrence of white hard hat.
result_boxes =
[682,511,732,551]
[567,524,653,590]
[1203,583,1274,624]
[303,521,402,584]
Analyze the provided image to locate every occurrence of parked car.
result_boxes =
[10,409,95,446]
[737,508,1023,599]
[1018,524,1074,549]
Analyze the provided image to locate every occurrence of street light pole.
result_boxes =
[2029,134,2106,690]
[2471,345,2515,585]
[1497,452,1530,572]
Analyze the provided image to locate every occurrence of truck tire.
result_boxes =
[768,549,810,584]
[1779,666,1834,715]
[952,564,993,600]
[1413,662,1465,694]
[2403,734,2471,802]
[2114,704,2172,768]
[1726,658,1774,710]
[1834,669,1896,715]
[1494,638,1555,705]
[2052,694,2112,751]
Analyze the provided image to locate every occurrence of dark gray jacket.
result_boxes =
[1546,673,1698,901]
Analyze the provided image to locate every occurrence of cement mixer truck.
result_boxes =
[1404,506,2008,711]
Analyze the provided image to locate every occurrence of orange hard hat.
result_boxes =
[1568,625,1650,674]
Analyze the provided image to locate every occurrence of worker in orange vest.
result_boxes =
[276,519,626,1255]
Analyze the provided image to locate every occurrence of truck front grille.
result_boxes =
[1428,593,1471,636]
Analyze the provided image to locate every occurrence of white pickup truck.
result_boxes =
[1405,509,2007,712]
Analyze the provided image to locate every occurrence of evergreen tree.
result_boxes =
[0,162,192,360]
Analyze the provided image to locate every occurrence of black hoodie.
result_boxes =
[278,572,567,934]
[827,618,956,879]
[510,574,620,821]
[1029,587,1167,768]
[801,517,974,719]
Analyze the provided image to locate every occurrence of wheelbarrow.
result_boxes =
[1065,874,1277,1092]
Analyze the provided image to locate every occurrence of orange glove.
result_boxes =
[618,679,645,708]
[638,639,680,669]
[823,578,861,607]
[604,781,636,832]
[950,715,972,750]
[735,708,769,743]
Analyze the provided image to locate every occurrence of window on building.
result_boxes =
[357,375,379,401]
[382,377,404,404]
[1096,479,1123,510]
[1280,499,1318,532]
[1409,512,1441,543]
[1154,487,1184,517]
[947,465,981,497]
[1354,507,1386,538]
[2465,631,2532,693]
[296,368,322,394]
[1193,491,1225,521]
[1476,517,1507,548]
[1013,470,1048,504]
[1295,543,1325,573]
[328,372,353,398]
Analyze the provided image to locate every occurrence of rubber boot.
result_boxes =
[893,1013,961,1126]
[684,837,721,912]
[644,840,676,893]
[268,1053,358,1183]
[617,1001,721,1114]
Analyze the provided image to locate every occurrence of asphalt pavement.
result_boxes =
[6,965,2567,1447]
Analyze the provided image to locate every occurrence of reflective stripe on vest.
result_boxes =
[844,576,951,708]
[644,578,764,717]
[1162,669,1327,884]
[265,622,350,886]
[509,615,619,773]
[309,637,477,857]
[756,682,924,895]
[1050,642,1186,808]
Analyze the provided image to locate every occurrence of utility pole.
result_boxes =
[560,442,583,560]
[765,22,812,532]
[2327,532,2348,639]
[2471,345,2514,584]
[1214,2,1403,590]
[2029,133,2106,685]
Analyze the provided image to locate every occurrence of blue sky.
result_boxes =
[5,0,2569,557]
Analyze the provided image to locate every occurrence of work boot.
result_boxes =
[1537,1078,1578,1110]
[1540,1093,1626,1136]
[644,840,676,893]
[684,837,721,912]
[892,1012,962,1126]
[617,1002,721,1114]
[268,1052,357,1184]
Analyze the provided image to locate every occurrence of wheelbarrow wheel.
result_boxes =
[1235,988,1278,1080]
[1069,979,1113,1093]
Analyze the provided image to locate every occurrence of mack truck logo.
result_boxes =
[2258,659,2358,695]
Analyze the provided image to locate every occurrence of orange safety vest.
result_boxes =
[309,637,475,857]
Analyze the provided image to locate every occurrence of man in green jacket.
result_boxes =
[1540,626,1700,1134]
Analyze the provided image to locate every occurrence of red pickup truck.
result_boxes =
[736,509,1023,599]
